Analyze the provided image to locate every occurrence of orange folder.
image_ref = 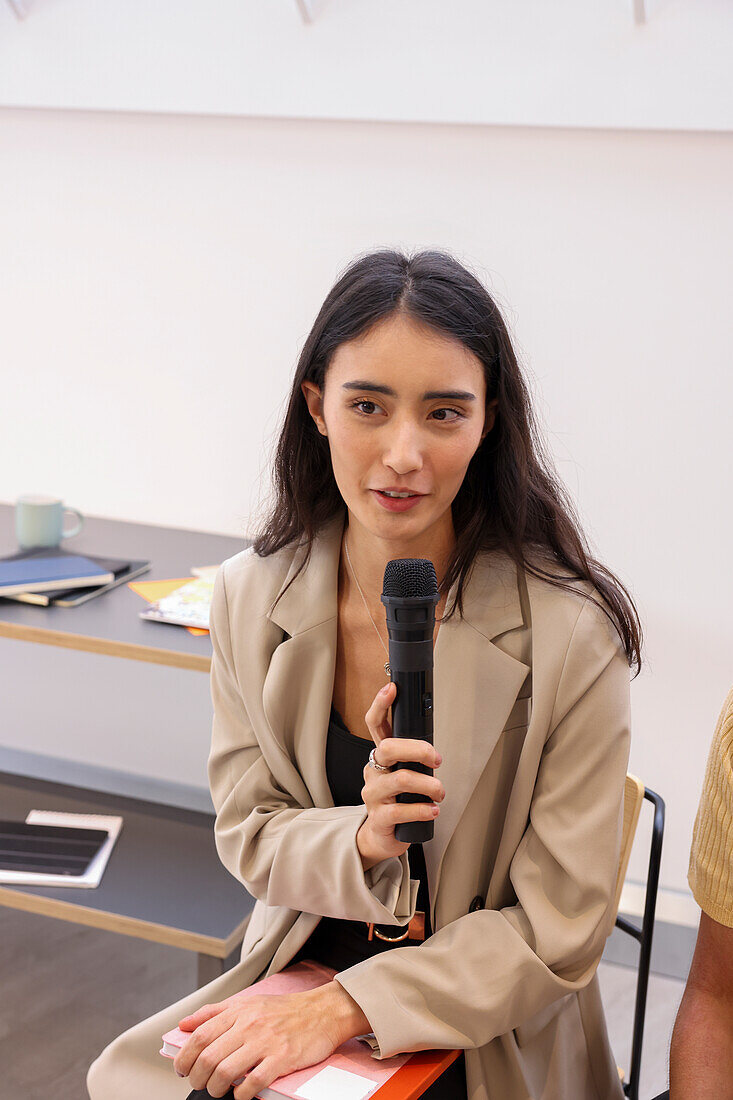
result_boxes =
[371,1049,461,1100]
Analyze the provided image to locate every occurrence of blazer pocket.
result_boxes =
[504,695,531,732]
[513,993,573,1048]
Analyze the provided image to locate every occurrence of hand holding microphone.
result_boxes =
[357,680,444,870]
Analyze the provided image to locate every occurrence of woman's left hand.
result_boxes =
[173,980,370,1100]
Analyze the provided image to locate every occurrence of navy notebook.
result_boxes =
[0,554,115,596]
[0,546,149,606]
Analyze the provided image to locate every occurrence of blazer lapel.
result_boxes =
[261,511,530,916]
[262,514,343,810]
[427,555,530,911]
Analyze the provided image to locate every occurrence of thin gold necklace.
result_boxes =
[343,535,392,679]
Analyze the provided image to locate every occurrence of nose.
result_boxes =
[382,415,424,477]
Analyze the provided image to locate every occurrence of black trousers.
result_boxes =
[185,1051,467,1099]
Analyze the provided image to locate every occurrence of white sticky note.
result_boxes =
[294,1064,377,1100]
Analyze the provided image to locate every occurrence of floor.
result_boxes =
[1,906,682,1099]
[597,959,681,1099]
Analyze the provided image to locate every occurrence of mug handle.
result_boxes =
[62,507,84,539]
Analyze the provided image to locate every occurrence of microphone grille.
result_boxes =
[383,558,439,598]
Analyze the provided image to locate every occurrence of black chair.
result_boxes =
[614,787,666,1100]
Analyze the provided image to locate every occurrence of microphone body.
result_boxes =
[381,559,439,844]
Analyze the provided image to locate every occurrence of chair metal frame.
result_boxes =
[614,787,666,1100]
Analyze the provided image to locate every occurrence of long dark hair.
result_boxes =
[252,248,643,676]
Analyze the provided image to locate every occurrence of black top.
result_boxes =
[285,707,468,1100]
[291,703,432,972]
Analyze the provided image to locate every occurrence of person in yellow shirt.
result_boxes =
[669,686,733,1098]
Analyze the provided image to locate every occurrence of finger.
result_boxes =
[234,1058,279,1100]
[361,767,444,809]
[386,769,445,801]
[375,801,441,829]
[178,1002,225,1031]
[365,682,396,744]
[186,1025,244,1092]
[174,1013,233,1077]
[197,1044,253,1098]
[375,737,442,768]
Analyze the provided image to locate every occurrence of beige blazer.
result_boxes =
[87,511,630,1100]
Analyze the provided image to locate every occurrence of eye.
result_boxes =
[349,399,384,416]
[348,400,465,422]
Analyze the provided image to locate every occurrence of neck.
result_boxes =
[341,510,454,606]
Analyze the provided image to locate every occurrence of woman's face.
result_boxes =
[301,312,496,542]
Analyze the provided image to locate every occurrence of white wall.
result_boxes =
[1,105,732,921]
[1,0,732,132]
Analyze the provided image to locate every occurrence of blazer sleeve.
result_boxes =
[206,561,417,927]
[334,595,631,1056]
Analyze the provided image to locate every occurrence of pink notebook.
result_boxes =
[160,960,412,1100]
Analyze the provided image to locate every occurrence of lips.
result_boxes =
[375,489,423,496]
[372,489,424,512]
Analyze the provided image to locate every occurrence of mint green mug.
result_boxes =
[15,494,85,550]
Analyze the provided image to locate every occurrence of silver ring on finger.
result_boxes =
[368,747,390,772]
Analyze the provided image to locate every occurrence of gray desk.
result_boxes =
[0,503,248,671]
[0,771,253,985]
[0,503,254,986]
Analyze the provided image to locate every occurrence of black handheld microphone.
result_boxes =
[381,558,440,844]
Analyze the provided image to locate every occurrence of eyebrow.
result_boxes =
[341,381,476,402]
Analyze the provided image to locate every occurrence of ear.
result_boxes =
[300,380,328,436]
[481,397,499,440]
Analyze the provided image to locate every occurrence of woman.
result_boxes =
[87,249,642,1100]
